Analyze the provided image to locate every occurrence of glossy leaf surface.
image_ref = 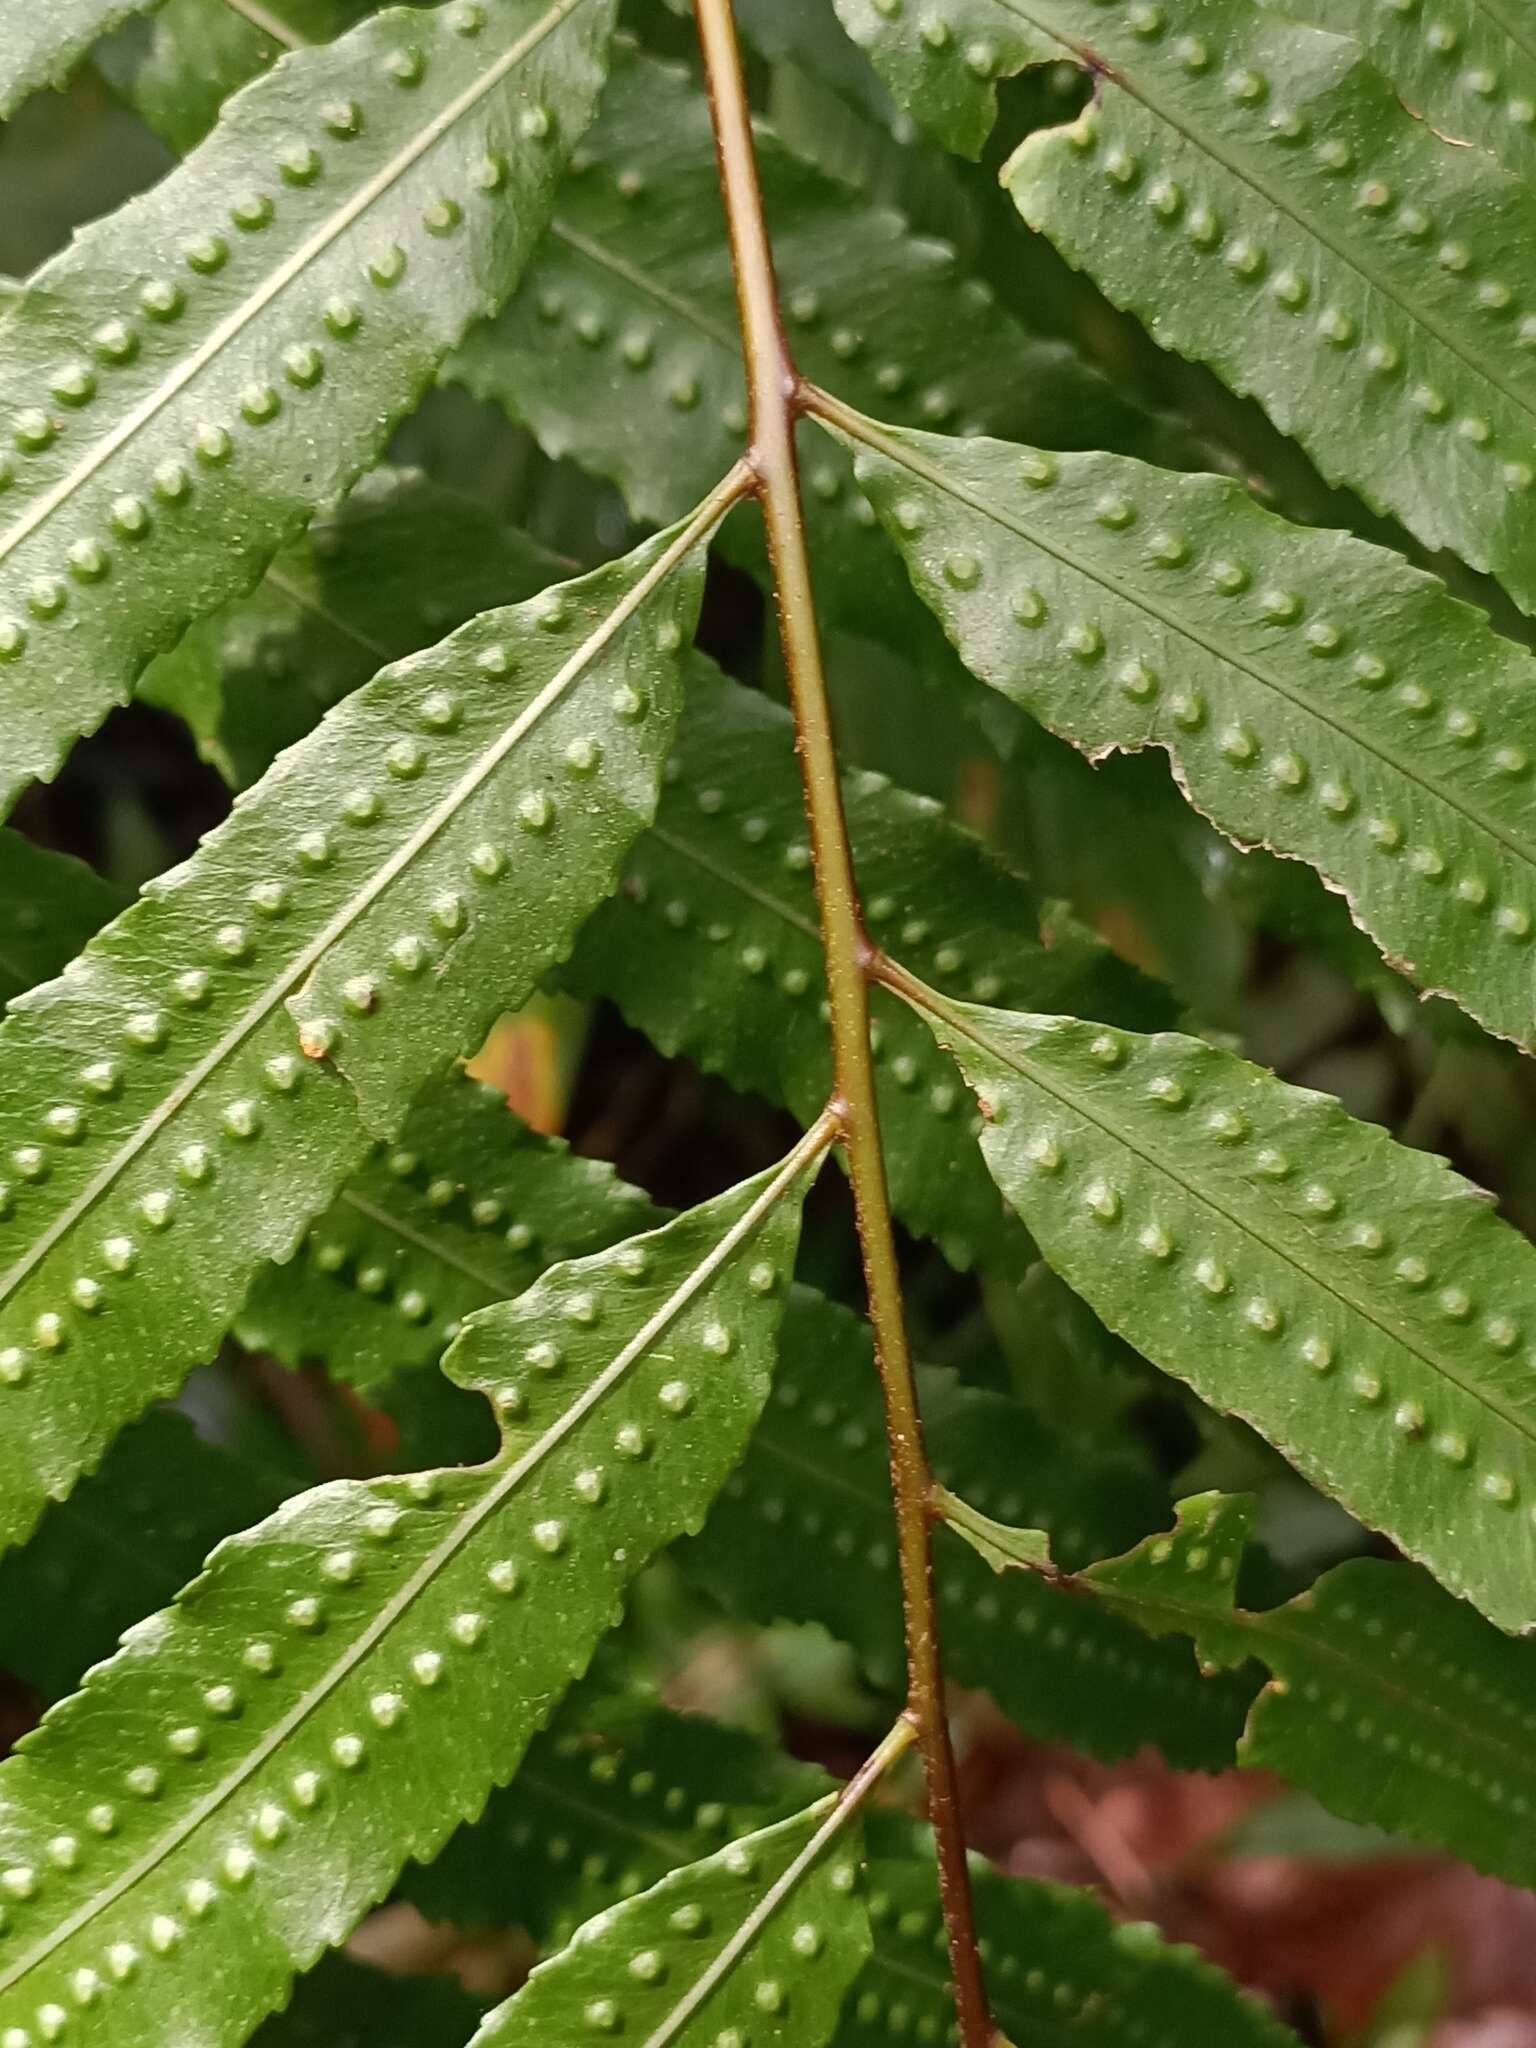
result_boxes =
[922,998,1536,1632]
[0,0,615,814]
[98,0,372,154]
[471,1796,868,2048]
[0,1161,811,2048]
[448,40,1186,698]
[1083,1492,1536,1891]
[406,1681,823,1947]
[834,411,1536,1054]
[0,524,705,1551]
[833,0,1536,613]
[1281,0,1536,181]
[566,668,1170,1271]
[455,47,1135,533]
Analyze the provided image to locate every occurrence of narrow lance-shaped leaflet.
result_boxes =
[1268,0,1536,186]
[137,466,573,791]
[469,1768,883,2048]
[231,1068,1246,1778]
[897,973,1536,1636]
[0,0,615,816]
[565,666,1170,1274]
[235,1070,660,1391]
[843,1814,1301,2048]
[688,1290,1251,1769]
[819,402,1536,1057]
[831,0,1536,617]
[0,1136,824,2048]
[0,495,723,1553]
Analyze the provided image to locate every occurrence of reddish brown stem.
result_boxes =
[691,5,995,2042]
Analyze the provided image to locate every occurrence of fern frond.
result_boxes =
[0,515,711,1551]
[832,0,1536,613]
[0,1150,818,2048]
[139,466,570,789]
[237,1072,658,1390]
[690,1292,1252,1768]
[566,667,1171,1271]
[0,0,615,812]
[470,1793,869,2048]
[826,405,1536,1054]
[906,988,1536,1633]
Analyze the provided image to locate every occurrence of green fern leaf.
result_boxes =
[448,40,1181,698]
[471,1795,869,2048]
[829,0,1053,158]
[847,1815,1300,2048]
[0,1153,816,2048]
[832,0,1536,612]
[565,667,1171,1271]
[97,1,371,154]
[0,0,615,815]
[1280,0,1536,181]
[139,467,570,789]
[228,1083,1227,1770]
[237,1072,659,1390]
[0,519,709,1552]
[406,1680,824,1947]
[827,409,1536,1054]
[1081,1491,1536,1889]
[0,1411,286,1703]
[413,1705,1289,2048]
[0,835,125,1010]
[454,45,1134,536]
[689,1292,1252,1768]
[910,993,1536,1633]
[0,0,164,118]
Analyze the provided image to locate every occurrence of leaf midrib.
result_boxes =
[337,1189,513,1299]
[0,1145,806,1996]
[850,418,1536,879]
[549,219,741,353]
[998,0,1536,427]
[262,564,391,664]
[0,510,706,1313]
[940,1002,1536,1453]
[1091,1573,1536,1790]
[649,824,823,943]
[0,0,594,576]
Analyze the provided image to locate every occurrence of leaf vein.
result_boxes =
[0,0,594,575]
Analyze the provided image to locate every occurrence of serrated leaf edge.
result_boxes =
[0,1110,830,1997]
[886,964,1536,1465]
[0,0,593,581]
[0,474,740,1318]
